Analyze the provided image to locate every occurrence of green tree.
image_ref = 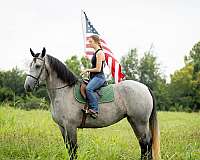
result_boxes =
[81,56,91,69]
[65,55,81,76]
[177,41,200,111]
[120,48,139,80]
[65,55,91,78]
[169,64,194,111]
[0,67,28,105]
[138,52,169,110]
[185,41,200,78]
[0,87,13,102]
[154,79,170,111]
[138,52,161,89]
[0,67,26,97]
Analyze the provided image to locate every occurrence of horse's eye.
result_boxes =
[35,65,41,69]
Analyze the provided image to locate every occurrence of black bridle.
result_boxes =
[27,57,71,90]
[26,57,46,90]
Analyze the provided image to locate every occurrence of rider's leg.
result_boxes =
[86,76,105,113]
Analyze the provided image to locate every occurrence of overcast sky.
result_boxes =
[1,0,200,78]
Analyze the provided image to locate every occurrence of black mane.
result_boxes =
[47,54,78,86]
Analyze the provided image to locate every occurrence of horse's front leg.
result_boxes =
[67,126,78,160]
[59,125,78,160]
[58,125,69,150]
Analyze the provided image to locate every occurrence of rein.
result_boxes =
[48,78,82,90]
[47,84,72,90]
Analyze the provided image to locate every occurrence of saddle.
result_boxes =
[74,80,114,104]
[74,79,114,127]
[80,79,108,100]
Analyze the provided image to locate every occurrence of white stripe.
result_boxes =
[108,56,112,69]
[115,62,119,83]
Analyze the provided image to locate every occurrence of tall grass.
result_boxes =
[0,105,199,160]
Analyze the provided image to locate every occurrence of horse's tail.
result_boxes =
[148,88,160,160]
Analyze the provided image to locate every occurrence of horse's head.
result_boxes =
[24,47,48,92]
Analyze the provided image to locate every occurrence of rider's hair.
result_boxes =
[90,35,102,49]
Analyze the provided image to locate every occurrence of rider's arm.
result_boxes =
[87,50,105,73]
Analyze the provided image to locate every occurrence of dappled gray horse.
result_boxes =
[24,48,160,160]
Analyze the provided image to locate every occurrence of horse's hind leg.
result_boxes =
[127,116,152,160]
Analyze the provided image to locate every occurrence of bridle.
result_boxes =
[26,57,46,90]
[27,57,71,90]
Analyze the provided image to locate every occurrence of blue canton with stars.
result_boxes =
[84,13,99,35]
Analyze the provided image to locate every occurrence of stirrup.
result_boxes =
[81,104,89,113]
[81,108,89,114]
[88,109,98,119]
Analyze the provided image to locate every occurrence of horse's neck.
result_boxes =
[46,71,70,101]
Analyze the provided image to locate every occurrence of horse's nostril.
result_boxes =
[26,84,31,92]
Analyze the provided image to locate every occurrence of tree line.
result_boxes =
[0,41,200,112]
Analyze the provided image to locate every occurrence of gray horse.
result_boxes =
[24,48,160,160]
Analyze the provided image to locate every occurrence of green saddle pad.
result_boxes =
[74,84,114,104]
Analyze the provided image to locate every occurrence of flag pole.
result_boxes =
[81,10,86,57]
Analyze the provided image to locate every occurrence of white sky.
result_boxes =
[1,0,200,78]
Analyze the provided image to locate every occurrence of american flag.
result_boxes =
[82,11,125,83]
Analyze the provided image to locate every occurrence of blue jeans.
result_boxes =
[86,74,106,113]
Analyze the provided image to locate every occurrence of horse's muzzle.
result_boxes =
[24,81,34,92]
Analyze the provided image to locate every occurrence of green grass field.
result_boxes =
[0,105,199,160]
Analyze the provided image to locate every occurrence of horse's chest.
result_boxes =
[51,109,61,124]
[51,100,66,125]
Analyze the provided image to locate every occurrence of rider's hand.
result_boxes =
[80,69,89,75]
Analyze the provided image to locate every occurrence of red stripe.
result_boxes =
[104,53,125,82]
[102,45,112,53]
[111,57,115,78]
[118,65,125,82]
[104,52,118,62]
[100,38,107,44]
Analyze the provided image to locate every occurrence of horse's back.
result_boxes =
[114,80,150,98]
[114,80,153,121]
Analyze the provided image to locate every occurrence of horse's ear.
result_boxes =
[30,48,35,57]
[41,47,46,57]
